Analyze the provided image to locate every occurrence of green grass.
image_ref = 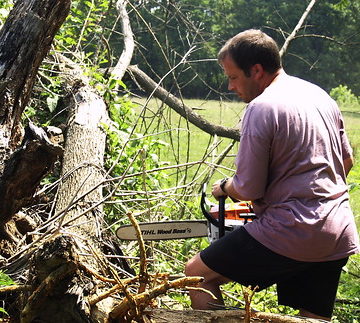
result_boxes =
[343,111,360,226]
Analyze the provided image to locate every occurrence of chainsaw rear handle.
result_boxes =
[201,183,232,232]
[218,196,226,238]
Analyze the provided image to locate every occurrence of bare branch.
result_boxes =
[127,65,240,141]
[279,0,319,57]
[112,0,135,80]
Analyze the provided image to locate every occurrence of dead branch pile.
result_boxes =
[0,165,207,322]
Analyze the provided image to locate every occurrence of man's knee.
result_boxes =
[185,253,230,285]
[185,253,202,277]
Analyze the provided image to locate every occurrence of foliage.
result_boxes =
[0,271,14,316]
[128,0,360,98]
[98,79,171,224]
[330,85,359,110]
[0,271,14,286]
[0,0,12,27]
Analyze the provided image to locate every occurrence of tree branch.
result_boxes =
[112,0,135,80]
[127,65,240,141]
[279,0,319,57]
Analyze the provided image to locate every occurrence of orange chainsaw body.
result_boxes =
[210,201,254,222]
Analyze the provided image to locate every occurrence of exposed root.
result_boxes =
[109,276,204,321]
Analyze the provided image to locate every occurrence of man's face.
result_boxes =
[222,55,260,103]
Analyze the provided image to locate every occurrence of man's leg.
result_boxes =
[185,253,231,309]
[277,257,348,321]
[299,309,330,322]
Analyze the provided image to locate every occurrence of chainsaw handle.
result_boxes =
[218,196,226,238]
[200,183,233,234]
[200,184,221,227]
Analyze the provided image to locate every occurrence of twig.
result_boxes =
[186,286,217,301]
[241,285,258,323]
[0,284,32,294]
[88,277,139,306]
[126,211,148,293]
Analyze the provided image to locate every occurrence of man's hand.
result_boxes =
[212,178,228,201]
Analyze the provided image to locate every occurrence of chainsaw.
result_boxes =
[116,184,256,243]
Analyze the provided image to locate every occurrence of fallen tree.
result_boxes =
[0,1,210,321]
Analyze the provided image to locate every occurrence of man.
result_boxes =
[185,29,359,321]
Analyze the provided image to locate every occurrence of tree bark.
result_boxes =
[0,123,63,239]
[0,0,70,239]
[0,0,71,171]
[54,83,108,238]
[112,0,135,81]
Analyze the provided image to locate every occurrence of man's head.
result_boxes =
[218,29,281,76]
[218,29,282,103]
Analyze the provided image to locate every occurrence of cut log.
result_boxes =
[54,84,108,238]
[146,308,324,323]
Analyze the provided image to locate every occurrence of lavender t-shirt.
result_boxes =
[233,72,360,262]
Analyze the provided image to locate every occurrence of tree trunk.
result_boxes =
[54,83,108,239]
[0,0,71,170]
[0,0,70,239]
[0,123,63,240]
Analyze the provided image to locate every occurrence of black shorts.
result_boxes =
[200,226,348,318]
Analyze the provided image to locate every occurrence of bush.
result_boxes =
[330,85,359,110]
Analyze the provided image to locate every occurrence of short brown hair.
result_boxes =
[218,29,281,76]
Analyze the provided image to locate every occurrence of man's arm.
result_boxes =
[212,177,253,201]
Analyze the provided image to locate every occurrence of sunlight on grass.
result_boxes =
[343,111,360,225]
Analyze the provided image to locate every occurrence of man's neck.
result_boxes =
[265,68,284,88]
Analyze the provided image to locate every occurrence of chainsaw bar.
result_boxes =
[116,220,208,241]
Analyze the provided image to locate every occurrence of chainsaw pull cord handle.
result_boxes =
[218,196,226,238]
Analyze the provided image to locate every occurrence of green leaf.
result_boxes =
[46,95,59,112]
[0,271,14,286]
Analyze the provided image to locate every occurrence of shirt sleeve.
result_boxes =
[339,113,353,160]
[232,103,273,201]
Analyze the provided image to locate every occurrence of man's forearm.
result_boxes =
[212,177,252,201]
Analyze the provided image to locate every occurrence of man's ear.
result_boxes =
[251,64,264,80]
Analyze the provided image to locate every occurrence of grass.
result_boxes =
[132,97,246,184]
